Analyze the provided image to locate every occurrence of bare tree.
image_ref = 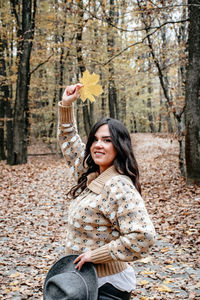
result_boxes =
[9,0,37,164]
[185,0,200,185]
[107,0,119,119]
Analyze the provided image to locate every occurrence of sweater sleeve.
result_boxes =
[57,102,87,182]
[90,176,156,263]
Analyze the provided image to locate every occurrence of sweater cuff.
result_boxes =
[90,245,113,264]
[58,101,75,124]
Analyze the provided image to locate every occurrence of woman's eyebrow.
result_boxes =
[94,135,111,138]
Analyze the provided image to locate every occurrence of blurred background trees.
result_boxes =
[0,0,199,185]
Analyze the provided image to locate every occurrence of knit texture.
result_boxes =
[58,102,156,278]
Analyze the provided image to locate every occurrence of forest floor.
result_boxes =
[0,133,200,300]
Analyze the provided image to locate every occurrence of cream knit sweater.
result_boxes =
[58,103,156,278]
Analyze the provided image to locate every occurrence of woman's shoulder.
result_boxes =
[104,173,136,191]
[102,174,142,205]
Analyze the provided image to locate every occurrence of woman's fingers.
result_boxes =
[66,84,83,96]
[62,83,83,105]
[66,85,76,96]
[73,84,83,98]
[73,251,92,271]
[73,254,83,264]
[74,254,85,271]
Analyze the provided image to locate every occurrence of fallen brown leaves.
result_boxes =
[0,133,199,299]
[131,133,200,300]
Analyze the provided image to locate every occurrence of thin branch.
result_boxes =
[103,38,147,66]
[137,0,186,119]
[31,0,37,33]
[84,6,188,33]
[140,3,200,10]
[9,0,21,29]
[103,18,187,65]
[28,152,61,156]
[30,52,54,75]
[71,1,189,33]
[86,8,188,33]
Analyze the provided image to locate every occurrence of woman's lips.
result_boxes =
[94,151,105,155]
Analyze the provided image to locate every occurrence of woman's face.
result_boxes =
[90,124,117,173]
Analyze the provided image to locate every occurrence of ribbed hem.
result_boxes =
[65,248,128,278]
[90,244,111,263]
[58,101,74,124]
[95,261,128,278]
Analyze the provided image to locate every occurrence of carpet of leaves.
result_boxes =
[0,133,200,300]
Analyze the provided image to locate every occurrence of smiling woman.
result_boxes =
[90,124,117,173]
[48,83,156,300]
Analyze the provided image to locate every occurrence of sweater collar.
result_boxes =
[87,165,119,194]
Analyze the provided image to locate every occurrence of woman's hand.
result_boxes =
[62,83,83,106]
[73,251,92,271]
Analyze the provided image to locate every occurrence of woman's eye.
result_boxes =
[105,139,111,143]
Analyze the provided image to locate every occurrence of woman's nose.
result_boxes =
[95,140,103,147]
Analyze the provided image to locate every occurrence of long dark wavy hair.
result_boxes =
[69,117,141,197]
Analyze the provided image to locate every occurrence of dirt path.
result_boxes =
[0,133,199,299]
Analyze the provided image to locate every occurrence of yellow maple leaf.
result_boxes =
[157,284,172,293]
[138,256,152,264]
[163,279,174,284]
[79,69,103,103]
[165,265,176,271]
[12,287,20,292]
[140,280,149,285]
[9,272,21,278]
[141,270,154,275]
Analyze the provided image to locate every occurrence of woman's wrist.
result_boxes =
[61,84,82,106]
[61,100,73,107]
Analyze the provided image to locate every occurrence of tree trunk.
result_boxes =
[147,70,155,133]
[158,89,163,132]
[58,0,67,102]
[101,76,106,118]
[175,3,187,178]
[0,105,6,160]
[107,0,118,119]
[0,35,7,160]
[76,0,91,136]
[5,25,14,164]
[6,99,13,164]
[176,114,186,177]
[0,3,12,161]
[185,0,200,185]
[120,94,126,125]
[130,113,137,133]
[147,97,155,133]
[49,0,65,139]
[10,0,37,165]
